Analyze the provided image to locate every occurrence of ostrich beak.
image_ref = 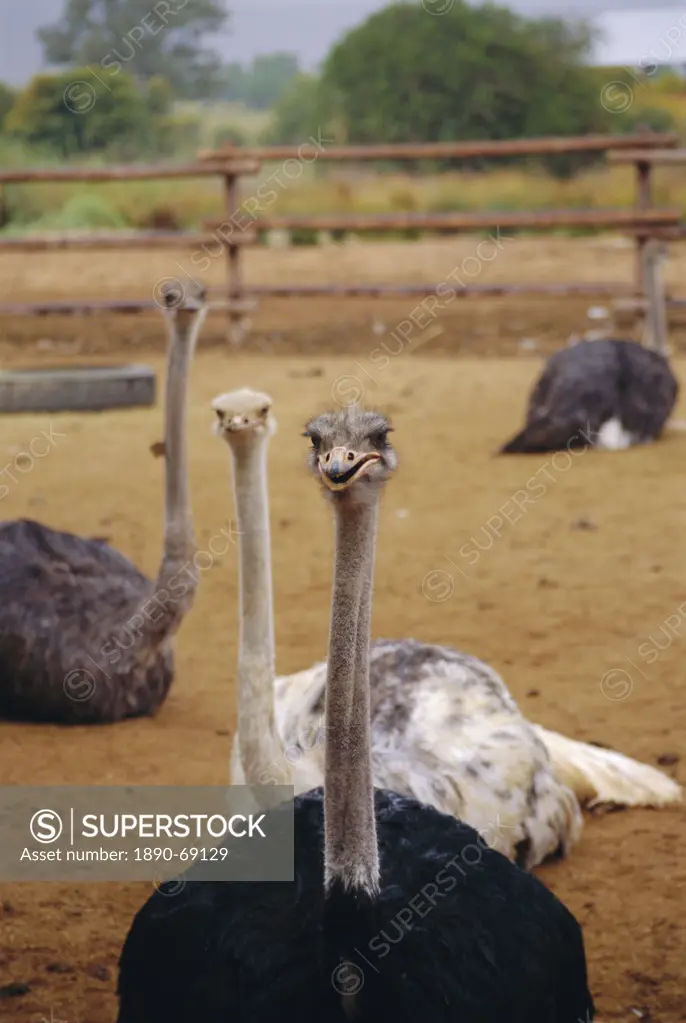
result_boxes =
[318,447,381,491]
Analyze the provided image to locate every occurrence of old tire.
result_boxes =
[0,365,156,413]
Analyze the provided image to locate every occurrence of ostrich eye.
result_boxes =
[215,409,224,420]
[309,434,321,452]
[370,431,388,447]
[260,406,269,416]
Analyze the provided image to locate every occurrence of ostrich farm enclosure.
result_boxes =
[0,236,685,1023]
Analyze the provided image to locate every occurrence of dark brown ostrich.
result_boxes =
[0,282,206,724]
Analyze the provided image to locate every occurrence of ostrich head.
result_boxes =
[212,388,277,445]
[304,405,396,502]
[159,278,206,334]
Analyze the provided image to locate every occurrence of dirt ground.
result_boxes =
[3,234,686,357]
[0,239,685,1022]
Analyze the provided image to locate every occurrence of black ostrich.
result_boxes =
[117,405,594,1023]
[0,282,206,723]
[500,338,678,454]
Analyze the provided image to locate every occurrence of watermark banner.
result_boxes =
[0,786,294,882]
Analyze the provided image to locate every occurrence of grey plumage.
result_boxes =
[0,518,181,722]
[0,285,206,724]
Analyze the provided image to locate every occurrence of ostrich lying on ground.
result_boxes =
[500,337,678,453]
[0,282,205,723]
[117,406,594,1023]
[213,389,680,870]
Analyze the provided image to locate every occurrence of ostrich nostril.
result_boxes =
[243,417,249,424]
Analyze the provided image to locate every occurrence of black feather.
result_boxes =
[117,789,593,1023]
[500,339,678,454]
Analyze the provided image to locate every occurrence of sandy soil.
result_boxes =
[2,234,686,357]
[0,238,685,1021]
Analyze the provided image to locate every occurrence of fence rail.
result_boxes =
[0,159,259,183]
[0,297,258,316]
[0,133,682,343]
[199,132,678,162]
[218,282,639,298]
[0,230,257,252]
[0,283,645,317]
[207,208,680,234]
[607,148,686,165]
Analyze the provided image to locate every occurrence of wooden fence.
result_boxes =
[0,158,260,337]
[0,133,682,346]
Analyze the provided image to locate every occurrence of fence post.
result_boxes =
[641,239,668,355]
[222,170,246,345]
[634,158,652,295]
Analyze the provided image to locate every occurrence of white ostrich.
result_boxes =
[212,388,681,869]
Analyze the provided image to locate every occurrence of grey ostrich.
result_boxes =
[500,338,678,453]
[0,282,206,724]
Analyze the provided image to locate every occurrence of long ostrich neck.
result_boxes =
[161,314,196,565]
[324,495,379,896]
[151,312,201,617]
[230,436,286,785]
[116,309,201,652]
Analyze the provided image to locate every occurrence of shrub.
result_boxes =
[30,193,129,231]
[6,69,151,158]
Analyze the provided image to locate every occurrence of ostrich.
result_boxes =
[117,404,594,1023]
[500,338,678,454]
[212,389,680,869]
[0,282,205,724]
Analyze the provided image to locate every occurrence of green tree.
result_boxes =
[263,72,334,144]
[613,106,676,135]
[37,0,229,97]
[6,68,152,158]
[320,2,609,172]
[0,82,16,129]
[146,75,174,117]
[243,54,300,109]
[216,62,248,103]
[216,54,300,109]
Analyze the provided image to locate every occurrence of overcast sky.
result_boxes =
[2,1,686,86]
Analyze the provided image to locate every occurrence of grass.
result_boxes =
[1,178,225,232]
[3,163,686,236]
[174,100,271,148]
